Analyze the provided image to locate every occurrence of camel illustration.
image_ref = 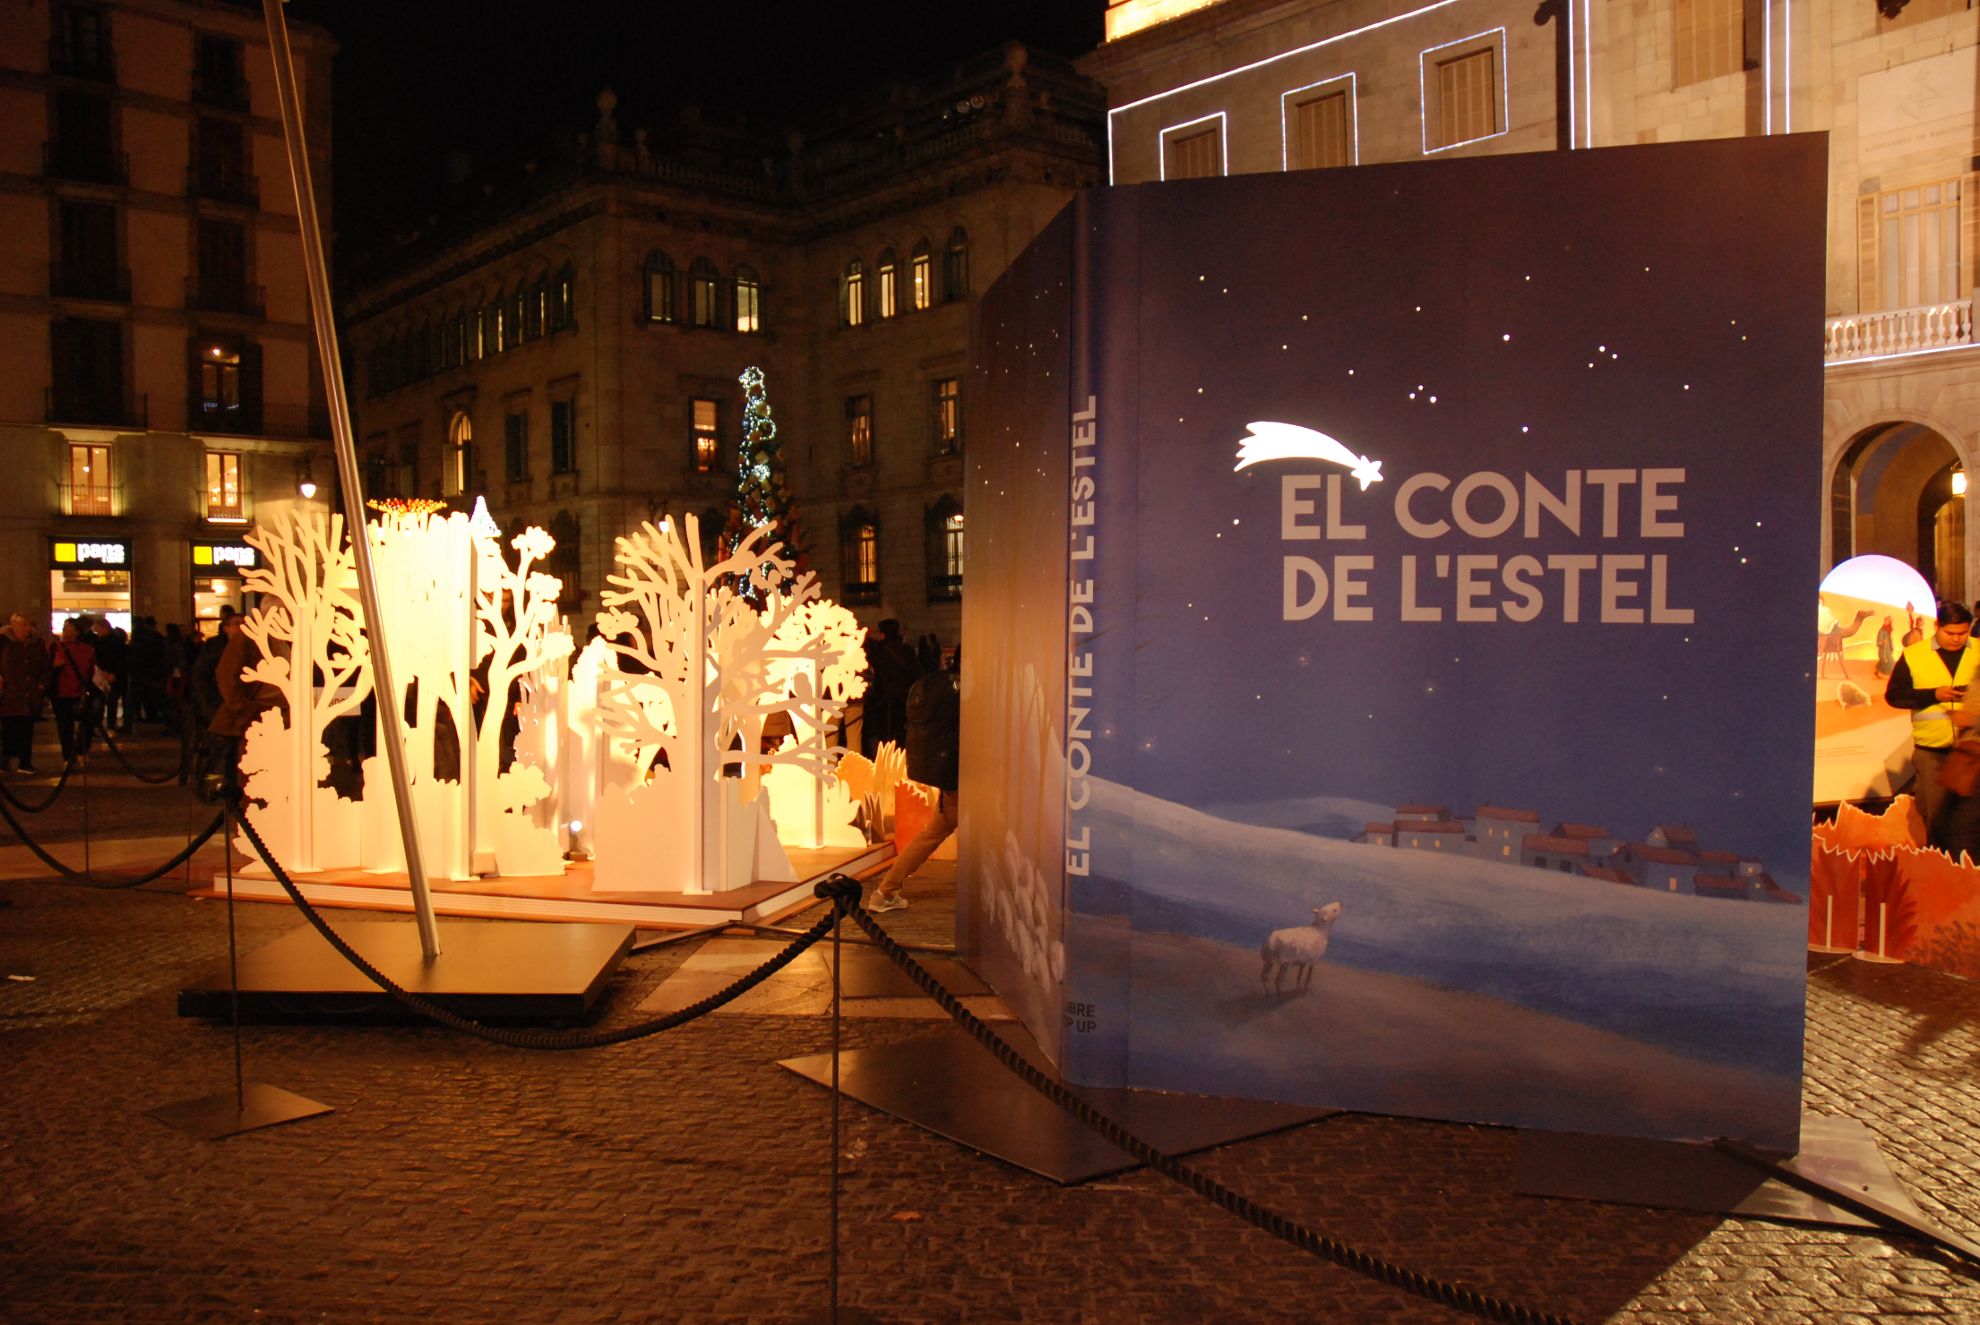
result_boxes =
[1821,608,1876,678]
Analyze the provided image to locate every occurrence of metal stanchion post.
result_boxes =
[146,803,332,1139]
[809,894,886,1325]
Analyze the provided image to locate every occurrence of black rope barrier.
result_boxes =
[835,882,1582,1325]
[93,719,180,785]
[0,760,76,814]
[0,790,226,889]
[228,801,849,1050]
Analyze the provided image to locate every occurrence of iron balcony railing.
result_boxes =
[49,259,129,303]
[45,387,146,430]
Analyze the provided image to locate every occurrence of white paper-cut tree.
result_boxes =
[471,523,575,876]
[594,513,860,892]
[357,504,477,879]
[236,509,371,872]
[757,595,869,847]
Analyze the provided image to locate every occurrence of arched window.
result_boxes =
[510,284,526,344]
[909,239,932,311]
[926,495,964,602]
[468,301,485,361]
[445,410,473,498]
[645,251,676,323]
[843,259,866,327]
[416,319,435,377]
[688,258,720,328]
[840,507,879,604]
[490,294,507,353]
[877,247,898,318]
[733,265,761,334]
[448,308,466,367]
[553,263,575,329]
[526,273,547,340]
[943,227,968,302]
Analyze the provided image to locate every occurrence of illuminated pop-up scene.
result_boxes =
[964,136,1826,1151]
[228,499,871,916]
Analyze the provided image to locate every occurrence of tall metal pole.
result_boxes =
[261,0,440,957]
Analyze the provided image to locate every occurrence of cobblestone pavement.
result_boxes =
[1,739,1976,1323]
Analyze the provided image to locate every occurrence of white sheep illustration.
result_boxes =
[1259,902,1344,993]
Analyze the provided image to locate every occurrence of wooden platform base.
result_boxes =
[194,843,893,929]
[177,918,634,1022]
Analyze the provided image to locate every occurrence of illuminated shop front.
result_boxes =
[49,537,132,633]
[191,540,258,627]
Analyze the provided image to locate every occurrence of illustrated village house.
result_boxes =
[1360,804,1799,903]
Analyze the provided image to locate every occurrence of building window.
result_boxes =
[1860,176,1966,312]
[689,258,720,328]
[552,264,575,330]
[932,377,960,455]
[692,397,722,472]
[1673,0,1746,86]
[492,298,508,353]
[1285,82,1354,171]
[52,319,127,427]
[1161,116,1225,180]
[193,33,247,110]
[878,249,898,319]
[194,218,248,312]
[445,411,472,497]
[192,116,249,202]
[550,398,576,474]
[1424,35,1506,153]
[510,286,527,345]
[196,337,242,417]
[927,497,964,602]
[843,259,866,326]
[55,199,121,301]
[52,4,113,80]
[943,227,969,302]
[50,90,119,184]
[68,443,113,516]
[733,265,761,334]
[470,306,485,360]
[845,394,874,467]
[206,450,242,519]
[525,274,545,340]
[910,240,932,311]
[841,508,879,604]
[645,251,676,322]
[504,410,528,482]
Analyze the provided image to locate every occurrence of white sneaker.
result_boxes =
[868,891,909,913]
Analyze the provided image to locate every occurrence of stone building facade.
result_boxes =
[1090,0,1980,598]
[0,0,335,632]
[343,46,1105,644]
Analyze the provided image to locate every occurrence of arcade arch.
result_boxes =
[1830,419,1968,603]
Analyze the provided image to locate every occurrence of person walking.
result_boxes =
[0,613,51,774]
[868,656,959,912]
[47,618,97,767]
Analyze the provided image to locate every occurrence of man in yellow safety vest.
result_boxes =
[1883,599,1977,842]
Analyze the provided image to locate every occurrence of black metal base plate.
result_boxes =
[177,919,634,1022]
[782,1025,1335,1185]
[146,1082,333,1139]
[1513,1112,1926,1229]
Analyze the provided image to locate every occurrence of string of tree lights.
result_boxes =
[724,366,810,603]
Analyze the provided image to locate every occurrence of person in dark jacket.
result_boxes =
[859,618,923,757]
[47,618,97,766]
[90,617,128,730]
[869,655,959,912]
[0,613,51,773]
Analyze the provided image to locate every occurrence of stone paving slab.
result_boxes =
[1,764,1977,1323]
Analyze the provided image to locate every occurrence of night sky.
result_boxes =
[276,0,1106,257]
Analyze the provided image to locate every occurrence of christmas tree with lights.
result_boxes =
[723,365,808,602]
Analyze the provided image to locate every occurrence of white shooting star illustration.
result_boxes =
[1232,421,1384,489]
